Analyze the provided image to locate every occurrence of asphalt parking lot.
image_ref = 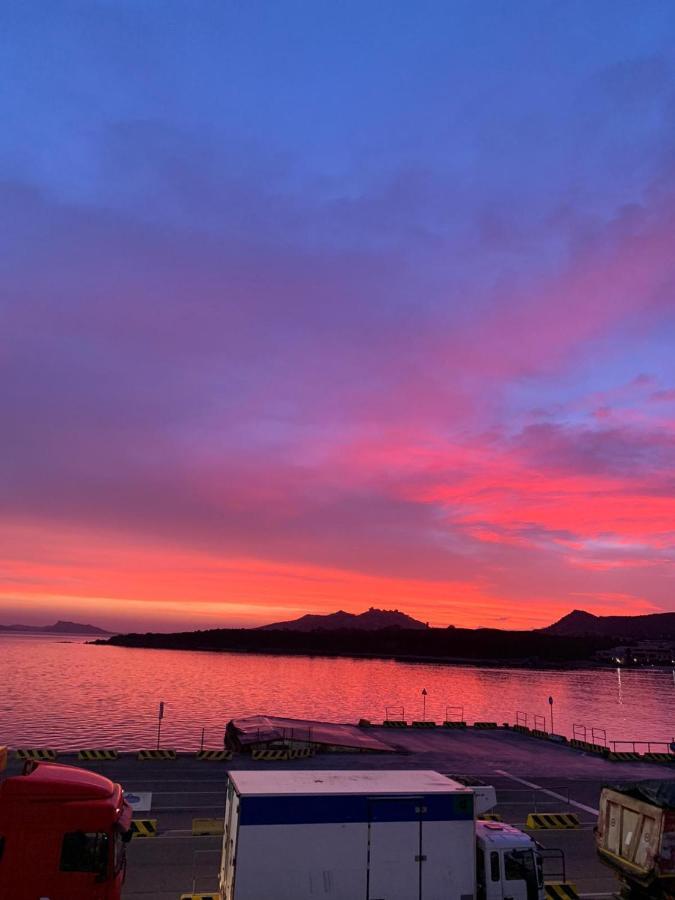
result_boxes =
[5,727,674,899]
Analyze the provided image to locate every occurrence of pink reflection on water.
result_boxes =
[1,634,673,749]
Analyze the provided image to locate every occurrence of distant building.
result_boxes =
[595,640,675,667]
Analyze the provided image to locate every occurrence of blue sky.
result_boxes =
[1,1,675,629]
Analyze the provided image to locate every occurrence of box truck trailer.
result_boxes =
[0,760,133,900]
[219,770,546,900]
[595,780,675,899]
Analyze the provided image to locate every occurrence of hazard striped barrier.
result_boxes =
[531,729,549,740]
[130,819,158,838]
[544,882,579,899]
[16,748,57,761]
[412,721,437,728]
[180,894,221,900]
[480,813,503,822]
[608,751,643,762]
[288,747,314,759]
[252,748,290,761]
[442,721,467,728]
[383,720,408,728]
[642,752,675,763]
[196,750,233,761]
[192,817,224,836]
[569,739,607,756]
[473,722,498,729]
[78,749,119,760]
[512,724,530,734]
[137,749,177,760]
[526,812,580,830]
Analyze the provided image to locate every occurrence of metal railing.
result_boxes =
[532,714,546,732]
[539,847,567,883]
[572,724,587,742]
[610,739,675,754]
[385,705,405,722]
[445,705,464,722]
[515,711,528,728]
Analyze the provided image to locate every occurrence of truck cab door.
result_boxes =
[501,850,540,900]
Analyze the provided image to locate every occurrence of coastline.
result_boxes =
[91,637,655,673]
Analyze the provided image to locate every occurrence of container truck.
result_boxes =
[0,759,133,900]
[219,770,546,900]
[595,780,675,900]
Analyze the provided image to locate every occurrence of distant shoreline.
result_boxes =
[91,636,655,673]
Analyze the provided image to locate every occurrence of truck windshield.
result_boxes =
[60,831,109,876]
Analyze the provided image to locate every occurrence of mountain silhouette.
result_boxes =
[258,607,428,632]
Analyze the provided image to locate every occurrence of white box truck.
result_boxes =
[219,770,545,900]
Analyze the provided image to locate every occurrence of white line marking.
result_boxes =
[494,769,599,816]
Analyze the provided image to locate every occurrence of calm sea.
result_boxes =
[1,633,673,750]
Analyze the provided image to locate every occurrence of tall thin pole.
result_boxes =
[422,688,427,721]
[548,696,554,734]
[157,701,165,749]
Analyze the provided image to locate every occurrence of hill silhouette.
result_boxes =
[258,607,427,632]
[542,609,675,639]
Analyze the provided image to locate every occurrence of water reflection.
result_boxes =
[0,634,673,749]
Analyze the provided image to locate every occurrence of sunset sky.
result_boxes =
[2,2,675,632]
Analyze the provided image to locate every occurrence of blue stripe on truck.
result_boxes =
[239,793,474,826]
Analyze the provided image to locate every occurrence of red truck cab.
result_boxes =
[0,761,133,900]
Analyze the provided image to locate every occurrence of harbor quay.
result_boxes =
[5,723,674,899]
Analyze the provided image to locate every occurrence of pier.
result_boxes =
[4,721,674,899]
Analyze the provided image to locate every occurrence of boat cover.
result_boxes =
[227,715,395,753]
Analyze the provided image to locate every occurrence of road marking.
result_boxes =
[495,770,599,816]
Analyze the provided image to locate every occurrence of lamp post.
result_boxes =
[548,696,554,734]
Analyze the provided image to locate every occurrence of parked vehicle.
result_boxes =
[219,769,546,900]
[595,780,675,899]
[0,760,133,900]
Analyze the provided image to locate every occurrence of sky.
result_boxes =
[1,1,675,632]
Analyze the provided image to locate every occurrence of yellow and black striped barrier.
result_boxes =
[130,819,158,838]
[252,748,290,761]
[569,739,607,756]
[192,818,224,836]
[16,748,57,761]
[137,749,177,760]
[412,721,437,728]
[288,747,314,759]
[512,724,530,734]
[544,882,579,899]
[473,722,498,729]
[526,812,580,830]
[78,749,119,760]
[383,720,408,728]
[196,750,233,761]
[608,751,642,761]
[480,813,503,822]
[180,894,221,900]
[531,729,549,740]
[642,752,675,763]
[442,721,467,728]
